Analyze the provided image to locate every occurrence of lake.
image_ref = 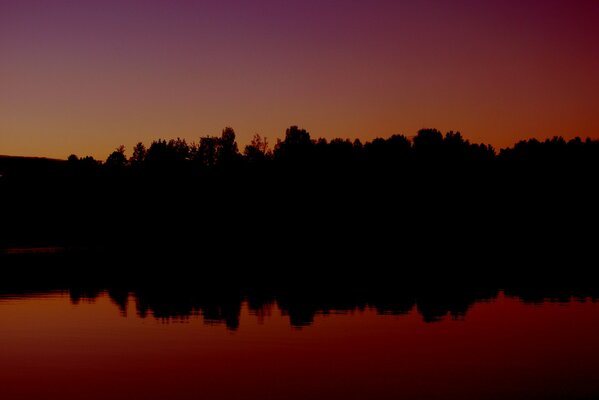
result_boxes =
[1,288,598,400]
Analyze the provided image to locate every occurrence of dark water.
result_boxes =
[1,289,599,400]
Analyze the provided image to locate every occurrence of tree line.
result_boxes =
[64,126,599,173]
[2,125,596,260]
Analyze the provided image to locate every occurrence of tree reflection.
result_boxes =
[1,283,597,331]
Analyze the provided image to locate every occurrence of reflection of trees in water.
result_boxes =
[4,285,596,331]
[1,127,596,330]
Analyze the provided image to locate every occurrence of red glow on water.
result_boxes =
[1,292,599,400]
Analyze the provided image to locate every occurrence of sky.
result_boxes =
[1,0,599,159]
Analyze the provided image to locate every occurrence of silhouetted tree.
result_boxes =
[413,128,443,151]
[196,136,219,168]
[387,134,411,156]
[105,145,127,168]
[274,126,314,164]
[145,139,168,166]
[364,134,411,168]
[130,142,146,166]
[353,138,363,151]
[80,155,99,166]
[144,138,190,171]
[168,138,190,163]
[71,155,101,176]
[217,127,240,167]
[244,134,271,164]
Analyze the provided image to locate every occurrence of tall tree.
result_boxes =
[130,142,147,166]
[217,127,240,166]
[244,134,271,164]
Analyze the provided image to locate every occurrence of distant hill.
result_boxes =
[0,155,66,178]
[0,155,65,161]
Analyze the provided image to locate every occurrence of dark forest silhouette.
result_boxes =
[1,127,597,277]
[2,126,597,180]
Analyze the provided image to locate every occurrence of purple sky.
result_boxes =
[1,0,599,158]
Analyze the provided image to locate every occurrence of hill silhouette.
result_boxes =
[1,127,597,279]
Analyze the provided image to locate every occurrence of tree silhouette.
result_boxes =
[274,126,314,164]
[144,138,190,171]
[130,142,147,166]
[105,145,127,168]
[413,128,444,153]
[217,127,240,167]
[244,134,271,164]
[196,136,219,168]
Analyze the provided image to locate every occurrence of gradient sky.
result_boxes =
[1,0,599,159]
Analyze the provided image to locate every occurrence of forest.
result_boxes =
[1,126,597,180]
[1,127,597,276]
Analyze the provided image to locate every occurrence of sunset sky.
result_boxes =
[1,0,598,159]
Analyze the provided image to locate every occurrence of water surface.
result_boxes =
[1,290,598,400]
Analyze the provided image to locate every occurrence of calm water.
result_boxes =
[1,290,599,400]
